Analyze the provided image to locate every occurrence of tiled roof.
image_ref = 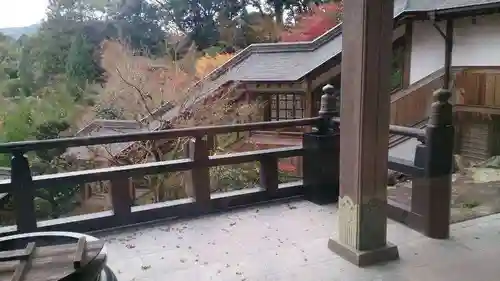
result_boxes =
[404,0,500,11]
[67,119,150,160]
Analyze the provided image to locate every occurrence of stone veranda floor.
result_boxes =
[98,200,500,281]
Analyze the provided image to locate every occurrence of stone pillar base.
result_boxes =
[328,238,399,267]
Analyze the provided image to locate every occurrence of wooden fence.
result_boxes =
[0,115,447,239]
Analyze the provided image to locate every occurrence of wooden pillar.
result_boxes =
[402,22,413,88]
[304,78,314,132]
[186,136,211,209]
[327,0,399,266]
[304,79,313,118]
[110,177,132,222]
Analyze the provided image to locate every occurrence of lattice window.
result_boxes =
[269,93,304,121]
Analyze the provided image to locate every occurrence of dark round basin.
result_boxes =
[0,231,116,281]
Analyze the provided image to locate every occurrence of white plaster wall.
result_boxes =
[409,14,500,84]
[409,21,445,84]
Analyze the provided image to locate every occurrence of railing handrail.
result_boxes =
[331,117,426,141]
[388,124,426,142]
[0,118,320,154]
[0,146,304,192]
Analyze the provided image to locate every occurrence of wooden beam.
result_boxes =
[311,64,342,89]
[454,104,500,115]
[328,0,399,267]
[304,78,314,131]
[402,22,413,88]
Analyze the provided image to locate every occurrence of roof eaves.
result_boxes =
[94,119,142,129]
[402,1,500,15]
[432,2,500,16]
[207,24,343,81]
[75,122,101,137]
[75,119,143,137]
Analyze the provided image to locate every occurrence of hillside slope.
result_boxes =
[0,23,40,39]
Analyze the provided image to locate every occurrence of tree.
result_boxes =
[195,53,234,78]
[18,46,35,96]
[158,0,246,50]
[73,40,263,202]
[31,0,109,82]
[0,90,83,218]
[31,120,81,218]
[66,32,99,94]
[159,0,220,50]
[0,34,19,82]
[238,12,282,45]
[110,0,167,55]
[280,2,342,42]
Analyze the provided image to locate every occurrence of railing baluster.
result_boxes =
[259,155,279,193]
[410,143,428,220]
[187,137,211,208]
[206,135,216,154]
[110,177,132,221]
[10,151,37,233]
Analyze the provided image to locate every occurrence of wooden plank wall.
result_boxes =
[389,75,443,126]
[456,69,500,107]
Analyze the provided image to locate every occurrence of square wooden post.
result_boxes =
[327,0,399,266]
[11,152,37,233]
[303,85,340,205]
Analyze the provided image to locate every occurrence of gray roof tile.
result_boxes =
[405,0,500,11]
[226,34,343,81]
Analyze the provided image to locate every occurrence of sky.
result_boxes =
[0,0,48,28]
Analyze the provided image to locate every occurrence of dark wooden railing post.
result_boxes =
[10,151,37,233]
[259,155,279,194]
[206,134,216,153]
[302,84,340,204]
[110,177,132,222]
[410,142,429,232]
[422,88,454,239]
[187,136,211,208]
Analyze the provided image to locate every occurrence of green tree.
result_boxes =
[0,90,81,218]
[66,32,98,92]
[159,0,244,50]
[110,0,166,55]
[0,33,19,82]
[18,46,35,96]
[31,120,81,218]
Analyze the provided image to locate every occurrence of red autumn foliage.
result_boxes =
[280,2,343,42]
[278,161,297,173]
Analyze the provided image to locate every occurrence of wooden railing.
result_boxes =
[0,118,319,236]
[0,102,452,239]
